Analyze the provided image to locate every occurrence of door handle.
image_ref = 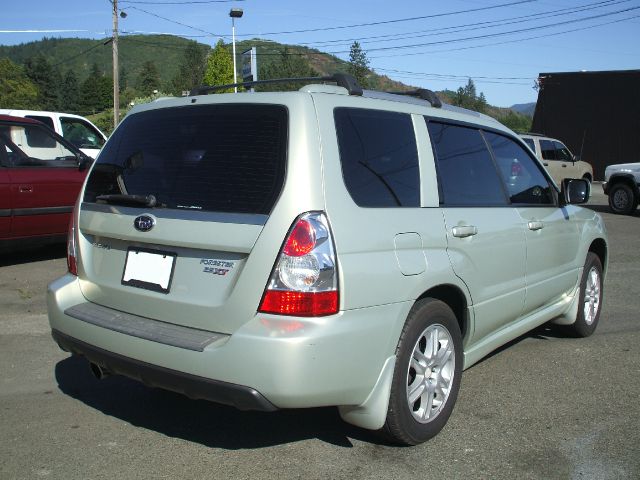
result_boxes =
[562,164,567,168]
[543,162,549,166]
[452,225,478,238]
[528,221,544,231]
[18,185,33,193]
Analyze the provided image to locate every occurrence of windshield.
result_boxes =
[84,103,288,215]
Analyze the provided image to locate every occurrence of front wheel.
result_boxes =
[382,299,463,445]
[567,252,603,337]
[608,183,637,215]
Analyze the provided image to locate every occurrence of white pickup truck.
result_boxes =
[603,163,640,214]
[0,109,106,159]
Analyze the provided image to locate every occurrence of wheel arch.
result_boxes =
[589,238,608,273]
[416,284,469,341]
[608,173,639,192]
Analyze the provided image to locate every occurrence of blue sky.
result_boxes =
[1,0,639,106]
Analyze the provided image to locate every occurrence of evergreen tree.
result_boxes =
[24,54,61,110]
[60,70,80,113]
[348,41,369,88]
[0,58,39,109]
[203,40,234,92]
[453,78,487,113]
[259,47,316,91]
[80,63,112,114]
[171,41,207,94]
[136,61,161,94]
[119,64,129,92]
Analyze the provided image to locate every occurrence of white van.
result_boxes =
[0,109,107,159]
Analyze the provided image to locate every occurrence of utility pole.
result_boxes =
[112,0,120,129]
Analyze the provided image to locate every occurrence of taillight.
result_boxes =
[258,212,339,317]
[67,202,79,276]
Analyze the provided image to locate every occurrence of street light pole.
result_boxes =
[112,0,120,128]
[229,8,243,93]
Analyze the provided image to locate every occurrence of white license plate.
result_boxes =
[122,249,176,293]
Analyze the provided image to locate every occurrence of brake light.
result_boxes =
[258,212,339,317]
[67,202,79,276]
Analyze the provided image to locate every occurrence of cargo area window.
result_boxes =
[84,104,288,215]
[334,108,420,208]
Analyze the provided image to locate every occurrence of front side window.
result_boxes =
[334,108,419,207]
[61,117,106,149]
[553,141,573,162]
[485,131,554,205]
[427,121,506,206]
[84,104,288,215]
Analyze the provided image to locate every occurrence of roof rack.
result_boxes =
[384,89,442,108]
[189,73,363,97]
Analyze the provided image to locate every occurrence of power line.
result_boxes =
[369,12,640,58]
[302,0,629,48]
[236,0,542,37]
[52,38,111,67]
[126,5,226,38]
[329,5,640,54]
[121,0,243,3]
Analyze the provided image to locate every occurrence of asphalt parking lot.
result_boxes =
[1,187,638,480]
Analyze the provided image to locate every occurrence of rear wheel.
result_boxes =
[567,252,603,338]
[608,183,637,215]
[382,299,463,445]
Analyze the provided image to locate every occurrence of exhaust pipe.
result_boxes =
[89,362,110,380]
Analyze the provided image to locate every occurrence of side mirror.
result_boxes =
[561,178,590,205]
[78,154,93,172]
[573,154,581,162]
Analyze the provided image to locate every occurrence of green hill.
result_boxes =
[0,35,530,132]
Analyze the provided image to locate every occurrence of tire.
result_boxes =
[382,298,463,445]
[567,252,603,338]
[608,183,637,215]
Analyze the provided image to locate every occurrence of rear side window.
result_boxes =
[522,137,535,152]
[540,139,557,160]
[427,121,506,206]
[26,115,55,130]
[84,104,288,215]
[334,108,419,207]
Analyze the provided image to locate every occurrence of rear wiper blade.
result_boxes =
[95,194,157,207]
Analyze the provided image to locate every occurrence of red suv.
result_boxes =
[0,115,91,250]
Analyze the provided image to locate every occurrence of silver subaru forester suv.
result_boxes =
[47,74,607,445]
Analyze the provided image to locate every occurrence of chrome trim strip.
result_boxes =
[82,202,268,226]
[12,206,73,216]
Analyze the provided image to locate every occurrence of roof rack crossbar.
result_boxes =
[385,89,442,108]
[189,73,363,97]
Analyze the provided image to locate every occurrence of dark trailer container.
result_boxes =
[532,69,640,180]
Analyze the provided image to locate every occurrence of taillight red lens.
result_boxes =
[67,203,78,276]
[259,290,338,317]
[283,219,316,257]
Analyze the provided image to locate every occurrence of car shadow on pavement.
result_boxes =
[54,355,390,449]
[0,243,66,267]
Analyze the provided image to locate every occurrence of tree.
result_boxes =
[258,47,316,91]
[203,40,234,92]
[0,58,40,109]
[348,41,369,88]
[453,78,487,113]
[24,54,61,110]
[80,63,112,114]
[136,61,161,94]
[171,41,207,94]
[60,70,80,113]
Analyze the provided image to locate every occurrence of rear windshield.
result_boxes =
[84,104,288,215]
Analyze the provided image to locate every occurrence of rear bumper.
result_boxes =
[51,329,276,411]
[47,274,409,410]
